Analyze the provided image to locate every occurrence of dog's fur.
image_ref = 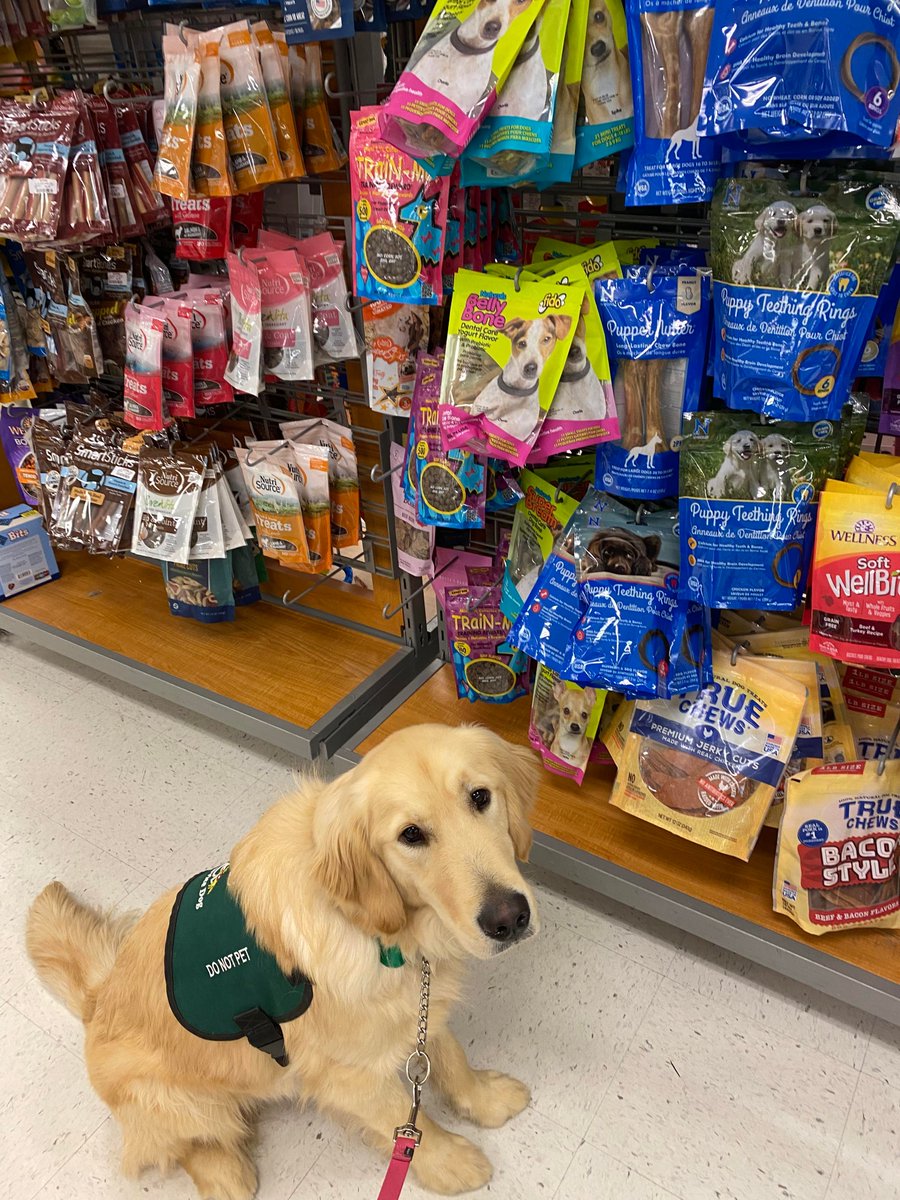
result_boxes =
[581,0,633,124]
[758,433,794,500]
[26,725,540,1200]
[706,429,761,499]
[471,313,571,441]
[793,203,836,292]
[624,432,663,466]
[493,22,550,122]
[547,324,610,421]
[732,201,798,288]
[549,681,596,764]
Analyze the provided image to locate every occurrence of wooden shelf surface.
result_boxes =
[358,665,900,986]
[4,554,398,731]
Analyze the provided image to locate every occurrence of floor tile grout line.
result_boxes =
[821,1067,863,1200]
[551,1142,688,1200]
[6,995,86,1063]
[25,1114,111,1200]
[283,1130,340,1200]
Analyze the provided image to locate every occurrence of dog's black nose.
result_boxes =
[478,890,530,943]
[569,722,581,733]
[591,39,609,58]
[523,361,538,378]
[483,18,501,36]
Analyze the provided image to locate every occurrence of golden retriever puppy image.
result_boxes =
[26,725,539,1199]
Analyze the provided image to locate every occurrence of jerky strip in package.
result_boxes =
[29,418,66,522]
[611,649,807,860]
[529,664,606,786]
[132,447,205,564]
[775,760,900,935]
[390,441,434,577]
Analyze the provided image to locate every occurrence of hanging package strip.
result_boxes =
[710,177,900,422]
[500,466,578,622]
[530,0,585,186]
[573,0,633,170]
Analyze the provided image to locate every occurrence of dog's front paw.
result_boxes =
[462,1070,531,1128]
[413,1131,492,1194]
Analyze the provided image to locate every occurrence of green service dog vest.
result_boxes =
[165,864,313,1067]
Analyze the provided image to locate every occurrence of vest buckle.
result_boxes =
[234,1008,289,1067]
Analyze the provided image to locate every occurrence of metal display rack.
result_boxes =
[1,17,898,1027]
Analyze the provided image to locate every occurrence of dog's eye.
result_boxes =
[470,787,491,812]
[563,707,570,716]
[517,338,527,349]
[399,825,427,846]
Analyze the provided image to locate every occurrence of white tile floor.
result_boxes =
[1,631,898,1200]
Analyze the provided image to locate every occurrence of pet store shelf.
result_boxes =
[332,662,900,1026]
[0,554,425,760]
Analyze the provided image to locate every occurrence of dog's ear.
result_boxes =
[582,686,596,708]
[502,742,539,861]
[503,317,526,340]
[312,783,406,937]
[546,314,572,340]
[552,679,566,702]
[754,209,766,231]
[641,532,663,561]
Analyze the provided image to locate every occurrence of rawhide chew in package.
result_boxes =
[364,300,429,416]
[378,0,549,160]
[529,664,606,786]
[699,0,900,151]
[132,447,206,564]
[574,0,634,170]
[565,497,711,699]
[0,98,77,244]
[610,649,807,860]
[501,467,578,621]
[711,178,900,422]
[623,0,721,206]
[350,108,449,306]
[594,267,710,499]
[153,35,200,202]
[775,760,900,934]
[679,409,841,611]
[440,267,581,466]
[445,571,530,704]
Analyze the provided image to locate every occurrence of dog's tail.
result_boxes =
[26,882,134,1022]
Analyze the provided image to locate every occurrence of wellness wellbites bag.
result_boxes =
[624,0,720,206]
[574,0,633,169]
[594,268,710,499]
[775,761,900,935]
[711,178,900,422]
[378,0,549,160]
[679,410,840,610]
[440,268,581,466]
[611,649,807,860]
[699,0,900,151]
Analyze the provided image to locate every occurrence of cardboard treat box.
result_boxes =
[0,505,59,599]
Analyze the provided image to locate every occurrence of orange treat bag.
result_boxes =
[219,21,282,192]
[153,35,200,201]
[291,443,333,572]
[252,22,304,180]
[193,35,233,197]
[302,43,346,174]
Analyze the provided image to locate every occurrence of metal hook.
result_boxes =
[371,461,403,484]
[730,639,750,667]
[345,294,373,313]
[184,402,247,448]
[382,557,459,621]
[635,503,648,526]
[513,266,524,293]
[887,482,898,510]
[282,554,366,606]
[244,440,288,469]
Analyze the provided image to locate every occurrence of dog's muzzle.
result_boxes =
[590,39,611,61]
[478,888,531,948]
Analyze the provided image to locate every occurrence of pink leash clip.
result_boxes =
[376,1081,424,1200]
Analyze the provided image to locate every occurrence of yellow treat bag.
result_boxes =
[194,35,233,197]
[153,36,201,201]
[302,43,346,174]
[252,22,305,181]
[219,22,282,192]
[774,760,900,935]
[611,650,806,860]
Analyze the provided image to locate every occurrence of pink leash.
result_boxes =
[376,956,431,1200]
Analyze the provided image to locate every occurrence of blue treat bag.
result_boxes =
[858,262,900,378]
[594,268,711,500]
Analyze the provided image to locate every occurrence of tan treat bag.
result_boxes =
[774,761,900,935]
[611,650,806,860]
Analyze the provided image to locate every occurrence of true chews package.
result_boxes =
[594,268,711,499]
[699,0,900,151]
[378,0,549,160]
[711,178,900,421]
[679,410,841,611]
[0,505,59,600]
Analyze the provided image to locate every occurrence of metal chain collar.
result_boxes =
[405,956,431,1088]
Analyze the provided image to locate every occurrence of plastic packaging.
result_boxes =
[246,247,314,381]
[172,196,232,260]
[529,665,606,785]
[219,22,283,192]
[123,301,167,430]
[132,447,206,563]
[224,252,264,396]
[153,35,201,201]
[252,22,305,180]
[0,98,77,243]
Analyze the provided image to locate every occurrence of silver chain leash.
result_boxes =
[396,956,431,1142]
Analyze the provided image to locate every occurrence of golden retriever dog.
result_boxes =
[26,725,539,1200]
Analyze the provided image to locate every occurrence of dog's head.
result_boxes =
[586,527,662,576]
[502,314,571,387]
[460,0,535,49]
[561,321,588,379]
[311,725,539,959]
[755,201,798,238]
[761,433,792,469]
[551,681,595,738]
[585,0,615,62]
[724,430,760,464]
[796,204,836,243]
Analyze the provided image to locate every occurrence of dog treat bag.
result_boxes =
[234,446,310,567]
[390,441,435,576]
[246,248,315,382]
[191,35,232,197]
[501,466,578,620]
[252,22,305,181]
[529,665,606,785]
[699,0,900,150]
[132,447,206,564]
[679,410,840,611]
[123,302,167,431]
[445,575,531,704]
[153,36,200,202]
[219,22,282,192]
[611,649,807,860]
[529,0,585,187]
[224,253,264,397]
[623,0,721,206]
[440,267,581,466]
[364,301,429,416]
[594,268,710,499]
[179,289,233,408]
[172,197,232,261]
[280,417,361,549]
[378,0,549,160]
[574,0,634,169]
[350,108,449,306]
[0,405,39,506]
[775,761,900,934]
[857,262,900,379]
[163,557,235,624]
[711,178,900,422]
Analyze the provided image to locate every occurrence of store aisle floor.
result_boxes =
[2,633,898,1200]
